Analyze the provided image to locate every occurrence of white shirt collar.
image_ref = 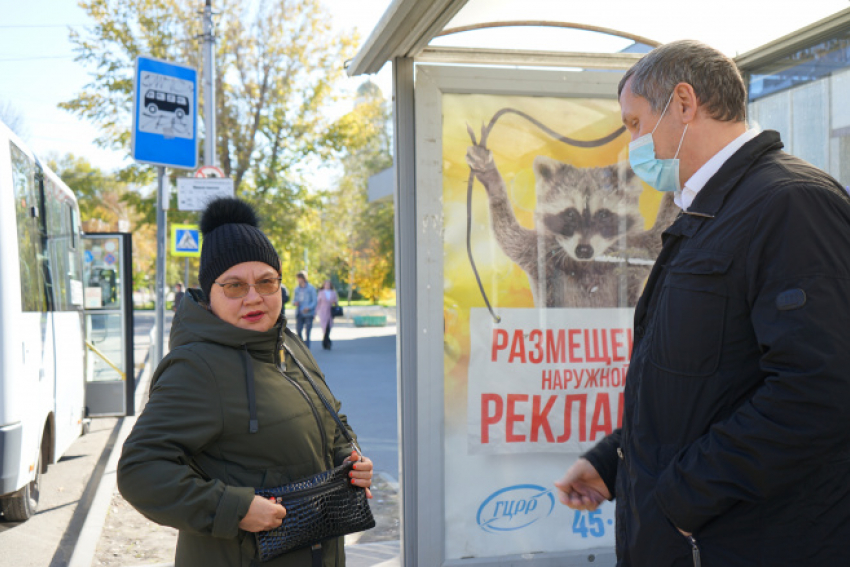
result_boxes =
[675,128,760,211]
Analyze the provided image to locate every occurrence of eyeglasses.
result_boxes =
[213,278,282,299]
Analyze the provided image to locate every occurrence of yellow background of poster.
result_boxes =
[442,93,664,426]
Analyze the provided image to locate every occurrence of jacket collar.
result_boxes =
[169,289,283,363]
[684,130,784,218]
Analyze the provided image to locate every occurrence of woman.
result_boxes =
[117,198,373,567]
[316,280,339,350]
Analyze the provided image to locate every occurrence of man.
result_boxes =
[171,282,184,313]
[555,40,850,566]
[291,270,317,348]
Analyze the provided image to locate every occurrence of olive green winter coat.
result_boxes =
[117,290,357,567]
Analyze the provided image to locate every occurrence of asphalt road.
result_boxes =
[309,324,399,481]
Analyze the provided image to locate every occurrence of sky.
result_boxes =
[0,0,395,175]
[1,0,848,182]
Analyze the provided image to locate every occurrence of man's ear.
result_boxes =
[674,82,698,124]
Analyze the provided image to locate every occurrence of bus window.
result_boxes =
[67,204,83,307]
[45,177,69,310]
[68,203,77,250]
[10,142,47,312]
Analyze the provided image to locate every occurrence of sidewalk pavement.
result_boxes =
[69,305,401,567]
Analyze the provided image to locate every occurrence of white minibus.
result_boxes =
[0,120,87,521]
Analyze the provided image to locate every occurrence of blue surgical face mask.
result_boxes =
[628,92,689,192]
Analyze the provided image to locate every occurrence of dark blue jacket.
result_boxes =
[585,131,850,566]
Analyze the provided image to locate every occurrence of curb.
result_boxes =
[376,471,399,492]
[68,329,156,567]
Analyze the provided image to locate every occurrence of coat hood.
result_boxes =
[169,289,283,363]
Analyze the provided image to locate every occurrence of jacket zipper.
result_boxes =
[268,464,353,503]
[687,535,701,567]
[276,365,330,467]
[275,331,332,467]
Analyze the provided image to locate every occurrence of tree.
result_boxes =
[63,0,355,182]
[0,99,28,139]
[352,237,393,303]
[61,0,360,290]
[320,81,394,303]
[48,154,158,291]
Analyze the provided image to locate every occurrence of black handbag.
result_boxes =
[330,305,343,318]
[254,343,375,562]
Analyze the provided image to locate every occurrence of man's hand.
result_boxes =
[554,458,611,511]
[238,495,287,532]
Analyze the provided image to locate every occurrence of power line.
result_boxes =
[0,24,89,29]
[0,56,76,62]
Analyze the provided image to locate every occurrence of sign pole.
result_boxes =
[155,166,167,366]
[203,0,215,167]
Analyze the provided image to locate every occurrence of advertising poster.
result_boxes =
[442,92,674,559]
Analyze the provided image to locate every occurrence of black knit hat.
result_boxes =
[198,197,281,299]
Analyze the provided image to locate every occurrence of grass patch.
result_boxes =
[341,299,396,308]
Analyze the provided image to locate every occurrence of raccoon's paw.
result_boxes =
[465,144,496,175]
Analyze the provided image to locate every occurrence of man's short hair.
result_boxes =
[618,40,747,123]
[296,270,307,280]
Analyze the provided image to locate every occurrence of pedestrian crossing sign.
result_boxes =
[171,224,202,257]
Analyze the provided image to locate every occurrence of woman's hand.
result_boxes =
[239,495,287,532]
[344,451,374,499]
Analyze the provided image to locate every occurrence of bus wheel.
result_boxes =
[175,109,185,120]
[147,103,157,114]
[0,448,41,522]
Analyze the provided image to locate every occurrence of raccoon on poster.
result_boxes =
[442,93,673,447]
[441,92,669,559]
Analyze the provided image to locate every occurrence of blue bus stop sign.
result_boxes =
[132,56,198,169]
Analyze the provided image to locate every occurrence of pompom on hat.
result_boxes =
[198,197,281,299]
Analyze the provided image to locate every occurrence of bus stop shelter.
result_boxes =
[347,2,850,565]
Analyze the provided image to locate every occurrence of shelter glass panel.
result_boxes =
[83,237,123,310]
[791,79,828,172]
[85,313,124,382]
[830,68,850,188]
[749,91,790,149]
[748,29,850,101]
[441,91,672,559]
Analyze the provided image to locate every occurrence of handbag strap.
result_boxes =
[281,340,363,458]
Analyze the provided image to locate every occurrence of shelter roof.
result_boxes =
[348,1,850,77]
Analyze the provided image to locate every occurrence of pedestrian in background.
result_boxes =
[171,282,184,313]
[555,40,850,566]
[316,279,339,350]
[117,197,373,567]
[292,270,317,348]
[280,282,289,316]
